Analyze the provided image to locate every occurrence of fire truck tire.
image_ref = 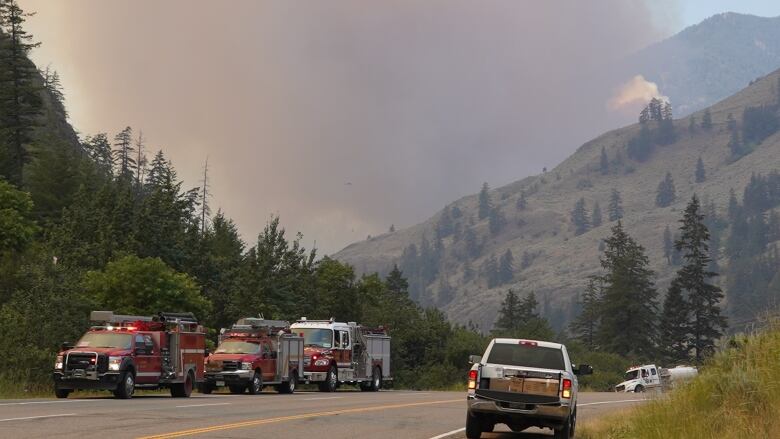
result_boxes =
[114,371,135,399]
[54,387,71,399]
[198,382,213,394]
[229,384,246,394]
[171,371,194,398]
[247,371,263,395]
[279,373,297,394]
[319,366,338,392]
[369,367,382,391]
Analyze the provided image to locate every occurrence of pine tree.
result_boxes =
[0,0,43,185]
[488,206,506,235]
[659,281,690,364]
[728,128,744,159]
[608,189,624,221]
[135,130,147,186]
[656,172,676,207]
[673,195,727,362]
[436,206,454,239]
[571,197,590,235]
[596,221,658,358]
[600,147,609,175]
[198,157,211,235]
[478,182,492,220]
[569,276,601,350]
[493,289,520,332]
[498,249,514,284]
[701,108,712,130]
[695,157,706,183]
[484,254,499,288]
[113,126,136,178]
[83,133,114,178]
[663,225,674,265]
[386,265,409,297]
[591,201,602,227]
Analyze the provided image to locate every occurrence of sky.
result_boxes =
[17,1,780,255]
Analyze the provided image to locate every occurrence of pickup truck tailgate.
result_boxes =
[487,370,560,397]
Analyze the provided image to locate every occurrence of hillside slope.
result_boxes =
[334,69,780,331]
[624,12,780,115]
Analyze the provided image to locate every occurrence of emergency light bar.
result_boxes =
[90,311,153,324]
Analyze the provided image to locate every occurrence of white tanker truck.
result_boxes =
[614,364,697,393]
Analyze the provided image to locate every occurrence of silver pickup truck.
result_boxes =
[466,338,593,439]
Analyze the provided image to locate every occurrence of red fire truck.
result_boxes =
[203,317,304,394]
[53,311,206,399]
[289,317,391,392]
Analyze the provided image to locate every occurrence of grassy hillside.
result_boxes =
[579,320,780,438]
[334,69,780,331]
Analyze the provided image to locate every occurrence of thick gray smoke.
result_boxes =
[21,0,678,253]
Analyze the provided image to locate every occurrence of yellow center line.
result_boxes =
[137,398,462,439]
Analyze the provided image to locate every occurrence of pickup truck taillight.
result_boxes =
[561,378,572,399]
[468,369,478,390]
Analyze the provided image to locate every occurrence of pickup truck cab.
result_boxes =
[466,338,592,439]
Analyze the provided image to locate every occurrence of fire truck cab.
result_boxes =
[53,311,206,399]
[203,318,304,394]
[289,317,391,392]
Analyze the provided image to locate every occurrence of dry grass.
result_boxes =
[578,324,780,439]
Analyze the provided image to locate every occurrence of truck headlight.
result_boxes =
[54,355,63,370]
[108,356,122,371]
[241,362,253,370]
[314,359,330,366]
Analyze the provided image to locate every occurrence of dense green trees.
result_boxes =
[493,289,553,341]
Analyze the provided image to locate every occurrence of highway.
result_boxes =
[0,390,645,438]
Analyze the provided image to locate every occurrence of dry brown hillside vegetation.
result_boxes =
[334,70,780,331]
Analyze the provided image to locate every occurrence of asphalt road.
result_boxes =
[0,389,645,438]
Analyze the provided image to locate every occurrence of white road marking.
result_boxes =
[428,427,465,439]
[174,403,231,408]
[397,392,431,396]
[302,396,344,401]
[579,399,648,406]
[0,413,76,422]
[0,400,108,407]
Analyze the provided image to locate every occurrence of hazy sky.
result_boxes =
[17,1,779,254]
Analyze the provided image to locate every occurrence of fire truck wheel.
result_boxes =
[198,382,213,394]
[247,371,263,395]
[369,367,382,392]
[114,371,135,399]
[319,366,338,392]
[54,387,71,399]
[171,371,194,398]
[279,373,297,394]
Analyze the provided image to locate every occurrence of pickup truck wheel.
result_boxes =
[54,387,70,399]
[319,366,338,392]
[198,382,213,394]
[634,385,645,393]
[279,373,297,394]
[171,371,194,397]
[465,412,482,439]
[247,371,263,395]
[553,414,574,439]
[114,371,135,399]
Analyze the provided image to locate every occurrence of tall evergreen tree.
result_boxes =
[569,276,601,350]
[663,225,674,265]
[591,201,602,227]
[571,197,590,235]
[498,249,514,284]
[596,221,658,358]
[478,182,492,220]
[673,195,727,362]
[0,0,42,185]
[608,189,624,221]
[656,172,676,207]
[695,157,706,183]
[659,281,690,364]
[484,254,499,288]
[488,206,506,235]
[113,126,136,179]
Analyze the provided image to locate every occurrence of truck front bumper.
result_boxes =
[53,370,122,391]
[467,394,571,428]
[302,371,328,383]
[205,370,253,386]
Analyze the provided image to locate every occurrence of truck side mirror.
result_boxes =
[204,348,210,357]
[61,341,74,351]
[575,364,594,376]
[469,355,482,365]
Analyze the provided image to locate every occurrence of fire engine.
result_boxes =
[203,317,304,394]
[289,317,391,392]
[53,311,206,399]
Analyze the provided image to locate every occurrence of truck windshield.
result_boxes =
[215,341,261,354]
[298,329,333,348]
[486,343,565,370]
[625,370,639,380]
[76,332,133,349]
